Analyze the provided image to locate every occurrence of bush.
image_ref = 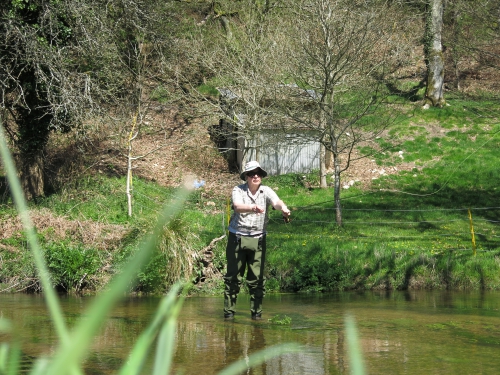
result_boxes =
[136,214,198,294]
[44,242,101,293]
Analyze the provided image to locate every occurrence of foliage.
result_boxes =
[268,314,292,325]
[43,242,101,293]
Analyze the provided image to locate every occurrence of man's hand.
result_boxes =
[252,204,265,214]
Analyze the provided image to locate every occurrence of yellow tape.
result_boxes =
[468,209,477,256]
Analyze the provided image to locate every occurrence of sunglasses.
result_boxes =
[246,170,262,178]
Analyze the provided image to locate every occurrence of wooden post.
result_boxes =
[226,198,231,235]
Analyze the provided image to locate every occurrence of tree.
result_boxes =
[0,0,187,202]
[281,0,403,226]
[194,0,409,226]
[444,0,500,91]
[97,0,186,217]
[423,0,446,107]
[0,0,95,199]
[189,0,294,169]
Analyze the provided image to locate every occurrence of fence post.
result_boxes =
[468,209,477,256]
[226,198,231,235]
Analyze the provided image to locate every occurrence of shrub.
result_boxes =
[44,242,101,293]
[136,214,198,293]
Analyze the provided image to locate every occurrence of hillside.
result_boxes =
[49,63,499,202]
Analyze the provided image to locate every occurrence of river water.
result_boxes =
[1,291,500,374]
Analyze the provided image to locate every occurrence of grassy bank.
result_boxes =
[1,97,500,294]
[264,100,500,292]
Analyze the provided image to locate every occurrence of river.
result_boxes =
[1,291,500,374]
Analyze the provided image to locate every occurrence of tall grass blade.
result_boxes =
[0,123,70,345]
[0,318,19,375]
[152,298,183,375]
[345,314,366,375]
[0,120,193,374]
[217,344,301,375]
[0,319,10,333]
[0,343,9,373]
[0,122,82,375]
[118,284,183,375]
[43,191,190,374]
[0,342,20,375]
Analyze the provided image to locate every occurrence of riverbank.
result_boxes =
[1,98,500,294]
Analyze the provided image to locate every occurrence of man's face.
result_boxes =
[246,169,262,182]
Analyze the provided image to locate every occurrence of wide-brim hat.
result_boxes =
[240,161,268,180]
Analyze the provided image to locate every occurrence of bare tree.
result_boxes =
[281,0,403,226]
[194,1,409,227]
[99,0,193,217]
[189,0,294,170]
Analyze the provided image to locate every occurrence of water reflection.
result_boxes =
[2,291,500,374]
[223,323,267,374]
[174,318,332,375]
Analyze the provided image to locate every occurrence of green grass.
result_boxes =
[1,100,500,295]
[35,175,179,224]
[258,112,500,292]
[2,94,499,374]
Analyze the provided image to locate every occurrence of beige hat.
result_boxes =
[240,161,268,180]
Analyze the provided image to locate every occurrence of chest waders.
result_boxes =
[223,232,266,318]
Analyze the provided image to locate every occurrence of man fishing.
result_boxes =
[224,161,291,320]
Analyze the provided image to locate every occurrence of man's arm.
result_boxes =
[272,200,291,217]
[233,202,265,214]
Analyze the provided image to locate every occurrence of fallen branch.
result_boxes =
[194,234,226,286]
[198,234,226,255]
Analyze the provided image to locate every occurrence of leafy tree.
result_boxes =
[0,0,93,199]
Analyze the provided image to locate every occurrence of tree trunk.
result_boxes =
[333,156,342,227]
[127,130,138,217]
[320,142,327,188]
[449,4,462,90]
[20,152,44,201]
[423,0,446,108]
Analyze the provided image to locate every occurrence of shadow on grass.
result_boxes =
[383,78,426,102]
